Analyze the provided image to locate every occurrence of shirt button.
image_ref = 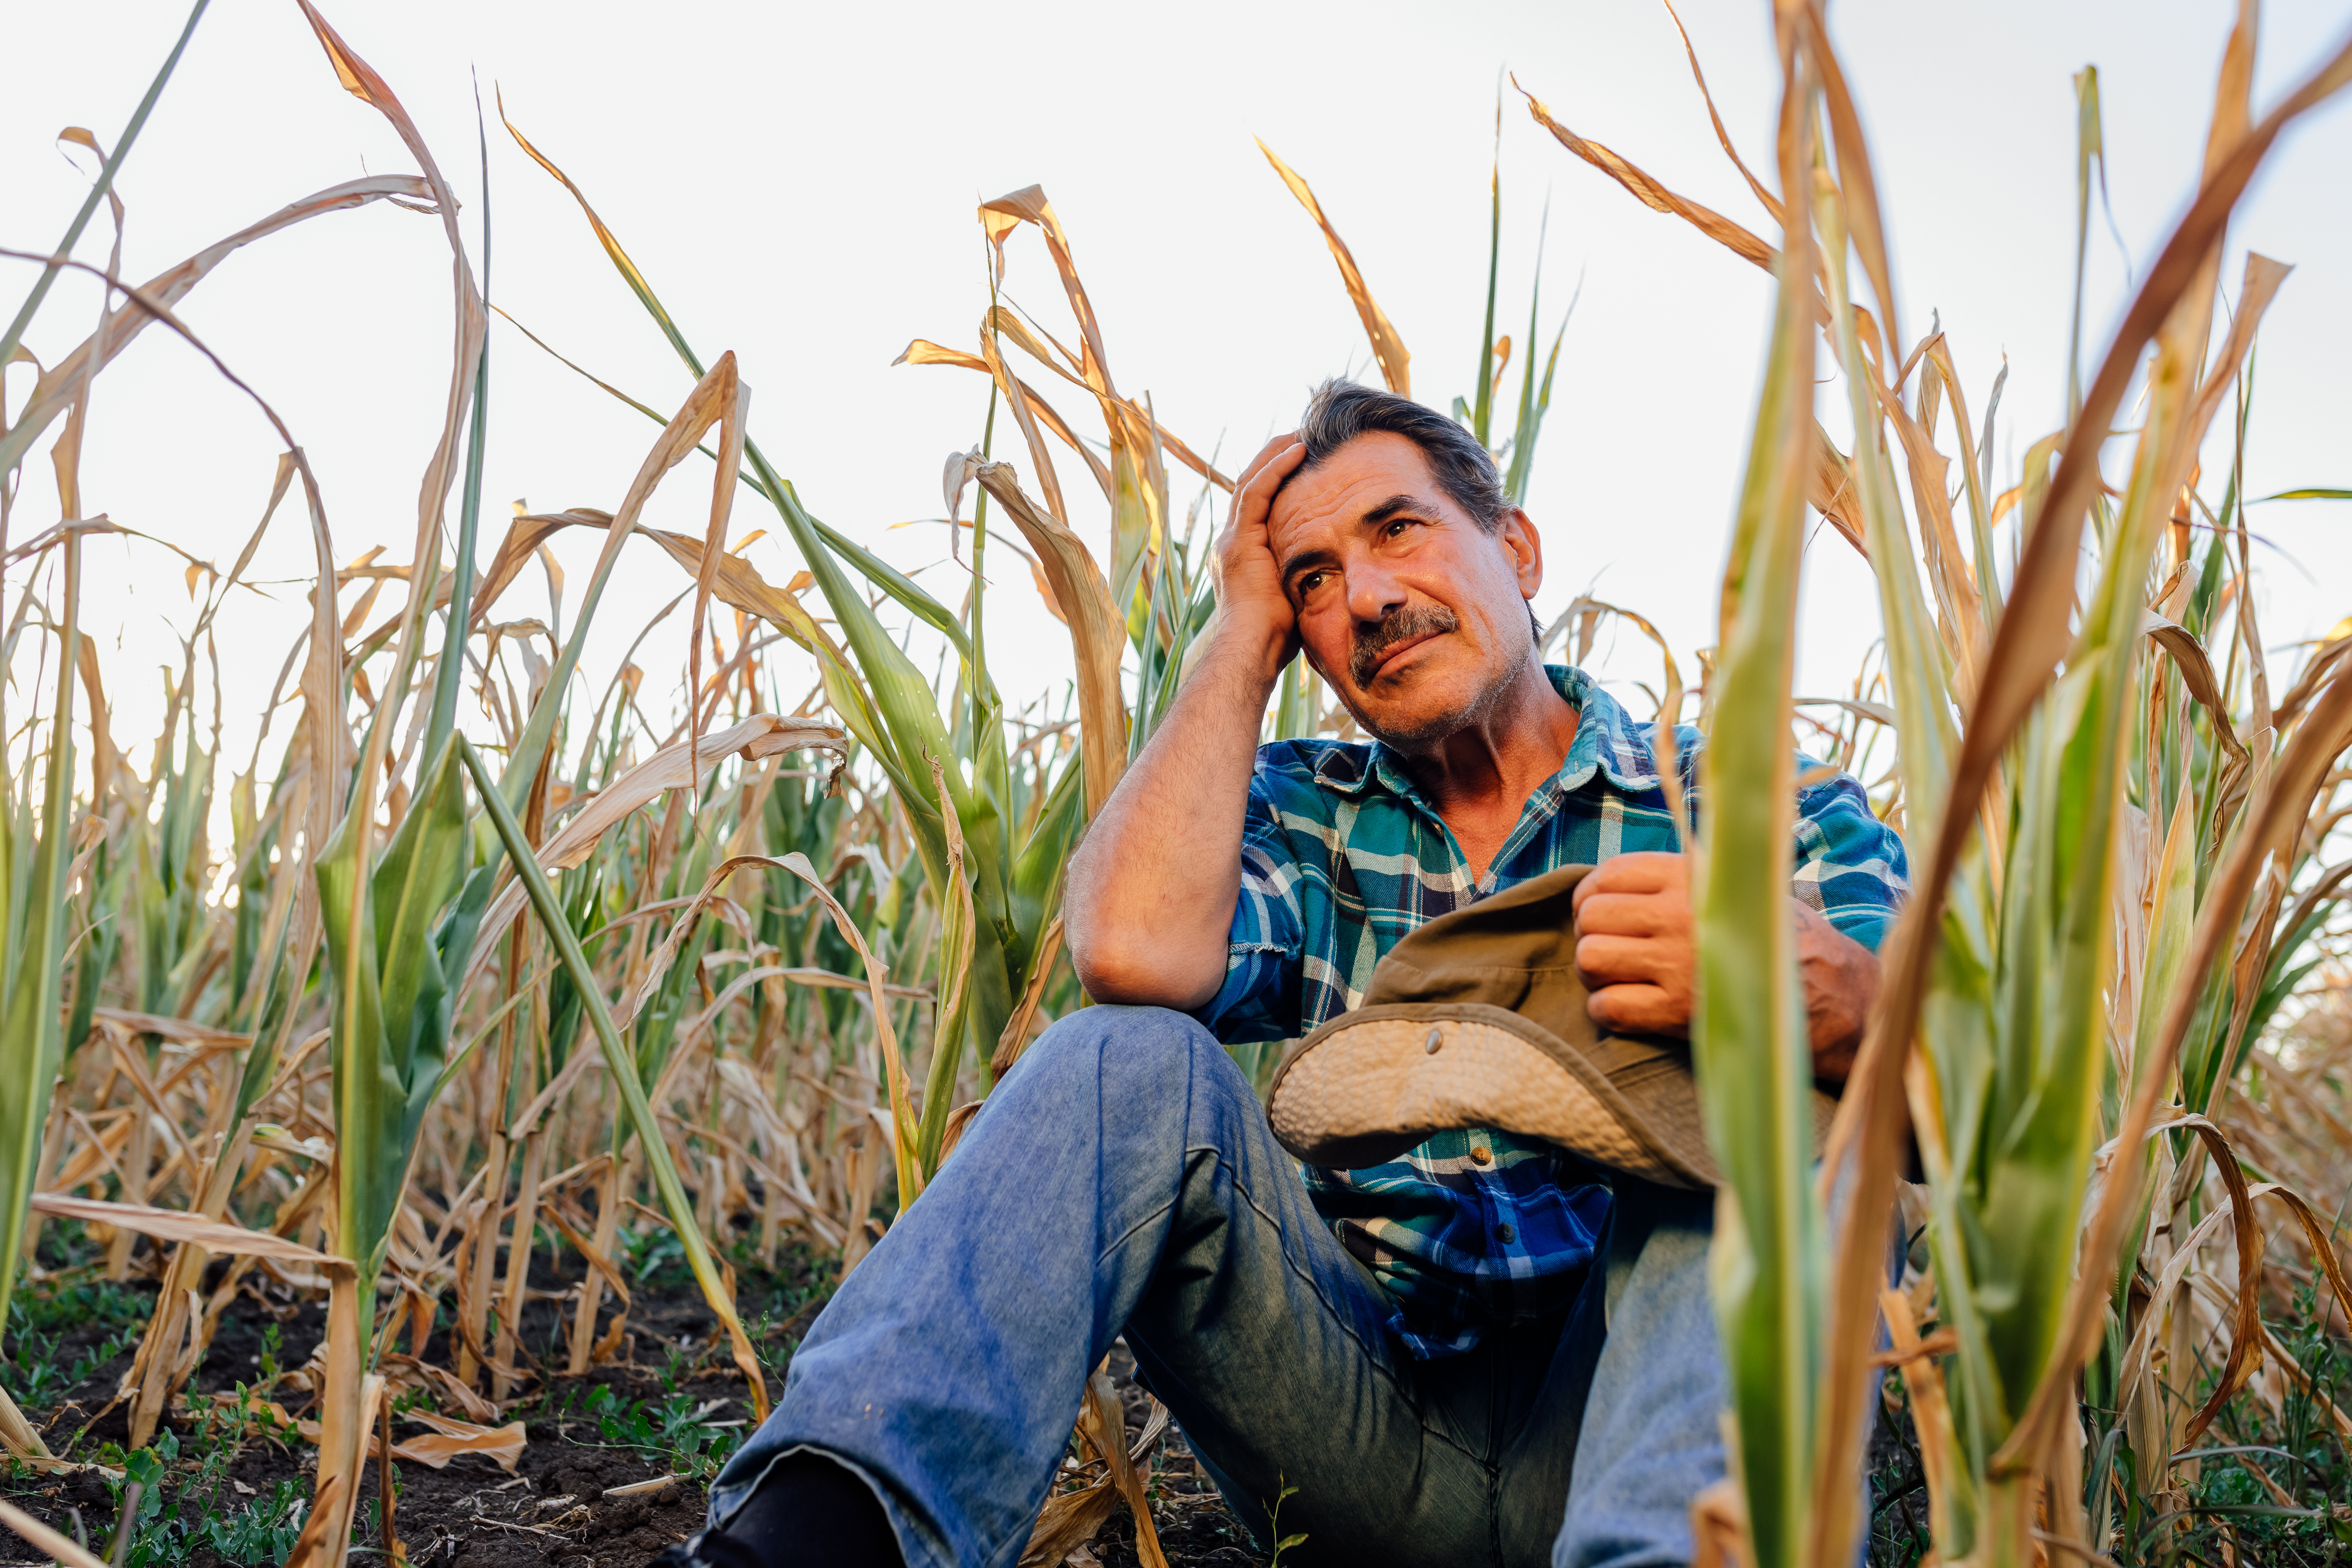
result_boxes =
[1496,1223,1516,1244]
[1470,1147,1492,1166]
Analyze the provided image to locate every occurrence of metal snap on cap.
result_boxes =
[1424,1026,1444,1054]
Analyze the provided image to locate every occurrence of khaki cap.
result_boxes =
[1265,864,1831,1188]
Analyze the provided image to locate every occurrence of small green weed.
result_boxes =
[624,1225,688,1285]
[542,1382,746,1480]
[3,1279,146,1411]
[200,1476,306,1564]
[93,1405,308,1567]
[1263,1473,1306,1567]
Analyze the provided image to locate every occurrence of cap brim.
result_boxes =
[1268,1001,1828,1188]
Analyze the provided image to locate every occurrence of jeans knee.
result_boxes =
[1021,1004,1223,1083]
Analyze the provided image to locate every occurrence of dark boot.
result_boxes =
[655,1453,902,1568]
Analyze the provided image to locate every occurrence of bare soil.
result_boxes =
[0,1228,1268,1568]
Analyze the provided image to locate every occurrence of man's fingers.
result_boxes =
[1234,441,1307,525]
[1585,982,1686,1036]
[1216,441,1305,558]
[1570,891,1687,940]
[1575,856,1695,1039]
[1227,438,1307,531]
[1230,430,1303,494]
[1571,851,1684,913]
[1574,932,1678,989]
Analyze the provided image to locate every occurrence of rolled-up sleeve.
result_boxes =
[1191,778,1308,1044]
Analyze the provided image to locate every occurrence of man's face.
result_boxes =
[1266,431,1544,750]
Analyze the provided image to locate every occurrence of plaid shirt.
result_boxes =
[1194,667,1909,1357]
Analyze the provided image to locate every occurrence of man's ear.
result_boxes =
[1500,507,1542,597]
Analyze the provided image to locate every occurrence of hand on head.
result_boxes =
[1213,432,1309,683]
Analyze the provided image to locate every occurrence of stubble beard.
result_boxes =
[1335,603,1534,753]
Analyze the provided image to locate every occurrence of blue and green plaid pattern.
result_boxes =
[1194,666,1909,1357]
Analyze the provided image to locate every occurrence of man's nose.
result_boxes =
[1344,558,1408,624]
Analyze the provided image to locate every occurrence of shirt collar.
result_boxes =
[1309,665,1666,802]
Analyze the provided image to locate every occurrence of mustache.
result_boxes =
[1348,603,1460,686]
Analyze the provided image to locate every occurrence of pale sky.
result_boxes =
[6,0,2349,783]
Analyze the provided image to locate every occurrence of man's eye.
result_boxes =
[1297,570,1328,596]
[1384,518,1418,539]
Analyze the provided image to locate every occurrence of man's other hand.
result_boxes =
[1569,850,1879,1086]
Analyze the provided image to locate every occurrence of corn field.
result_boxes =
[2,3,2350,1567]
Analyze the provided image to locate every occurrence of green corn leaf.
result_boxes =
[315,740,484,1295]
[1502,227,1575,508]
[2066,65,2106,421]
[0,539,82,1333]
[457,735,766,1411]
[1009,761,1086,980]
[1470,135,1501,448]
[424,320,490,768]
[1694,113,1825,1568]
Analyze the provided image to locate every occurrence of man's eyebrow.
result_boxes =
[1278,542,1338,583]
[1360,493,1432,527]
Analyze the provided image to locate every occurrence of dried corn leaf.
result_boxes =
[1657,0,1783,222]
[1798,0,1902,370]
[681,357,750,790]
[0,1498,106,1568]
[291,7,485,831]
[2143,612,2248,763]
[896,338,987,373]
[1517,79,1776,272]
[1809,426,1867,558]
[763,852,923,1208]
[978,187,1111,395]
[3,177,432,473]
[898,334,1227,497]
[2187,254,2292,448]
[973,461,1128,818]
[90,1010,249,1048]
[976,187,1166,605]
[1256,140,1411,396]
[30,1193,340,1268]
[1940,38,2352,926]
[1879,1289,1963,1551]
[501,96,700,373]
[993,916,1064,1076]
[380,1353,499,1424]
[977,319,1073,528]
[391,1411,526,1472]
[1018,1368,1171,1568]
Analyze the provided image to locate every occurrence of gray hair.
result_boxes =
[1295,379,1510,533]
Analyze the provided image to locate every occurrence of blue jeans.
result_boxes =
[711,1006,1727,1568]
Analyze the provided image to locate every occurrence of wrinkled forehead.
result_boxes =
[1265,432,1453,559]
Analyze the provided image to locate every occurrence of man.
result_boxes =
[675,381,1907,1568]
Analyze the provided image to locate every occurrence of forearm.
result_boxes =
[1064,630,1285,1008]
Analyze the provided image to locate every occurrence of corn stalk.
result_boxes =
[1524,7,2352,1566]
